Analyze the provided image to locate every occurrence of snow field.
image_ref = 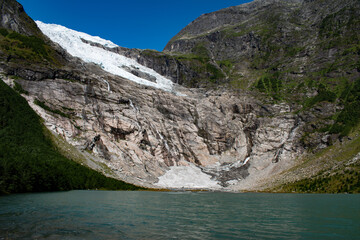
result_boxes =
[36,21,174,92]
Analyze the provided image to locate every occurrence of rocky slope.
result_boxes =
[0,0,39,36]
[2,67,305,189]
[113,0,360,156]
[0,0,359,191]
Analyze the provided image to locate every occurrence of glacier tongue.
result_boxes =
[36,21,174,92]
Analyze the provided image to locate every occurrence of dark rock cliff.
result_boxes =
[0,0,40,36]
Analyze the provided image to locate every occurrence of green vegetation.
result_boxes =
[173,52,208,63]
[13,81,28,95]
[279,127,360,193]
[319,6,360,49]
[7,31,48,56]
[282,166,360,193]
[206,63,225,82]
[229,78,249,90]
[165,51,229,87]
[217,60,233,69]
[191,42,209,59]
[330,80,360,136]
[304,83,337,108]
[34,99,71,118]
[255,73,282,100]
[0,80,144,194]
[0,28,9,37]
[0,28,61,66]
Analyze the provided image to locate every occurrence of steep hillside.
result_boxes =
[113,0,360,153]
[0,0,144,194]
[164,0,359,88]
[0,0,40,36]
[0,79,143,194]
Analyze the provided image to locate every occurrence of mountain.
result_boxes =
[0,0,144,193]
[0,0,359,192]
[0,0,40,36]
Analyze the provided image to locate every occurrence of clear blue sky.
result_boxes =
[17,0,252,51]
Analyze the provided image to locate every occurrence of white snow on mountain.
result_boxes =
[156,164,221,189]
[36,21,174,92]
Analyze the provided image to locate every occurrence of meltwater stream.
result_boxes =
[0,191,359,239]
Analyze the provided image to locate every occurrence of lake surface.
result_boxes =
[0,191,359,239]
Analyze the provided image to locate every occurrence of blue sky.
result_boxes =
[18,0,252,51]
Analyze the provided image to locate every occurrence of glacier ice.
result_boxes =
[156,163,221,189]
[36,21,174,92]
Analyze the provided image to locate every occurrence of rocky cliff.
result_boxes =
[116,0,359,89]
[0,0,39,36]
[0,0,359,192]
[114,0,360,158]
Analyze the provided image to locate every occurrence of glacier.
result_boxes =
[35,21,223,190]
[36,21,174,93]
[156,164,221,189]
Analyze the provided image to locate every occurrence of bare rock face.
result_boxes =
[6,68,305,190]
[0,0,41,36]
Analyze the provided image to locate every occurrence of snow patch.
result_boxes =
[156,164,221,189]
[36,21,174,93]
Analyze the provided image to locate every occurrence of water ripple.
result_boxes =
[0,191,359,239]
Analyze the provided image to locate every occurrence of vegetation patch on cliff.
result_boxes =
[0,28,62,66]
[255,73,282,101]
[329,80,360,136]
[34,99,71,118]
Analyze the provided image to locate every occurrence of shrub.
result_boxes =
[34,99,70,118]
[13,81,28,95]
[7,32,48,56]
[330,80,360,136]
[255,73,282,100]
[0,28,9,37]
[304,83,337,108]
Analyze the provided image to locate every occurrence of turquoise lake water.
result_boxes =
[0,191,359,239]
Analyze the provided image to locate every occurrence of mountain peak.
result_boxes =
[0,0,42,36]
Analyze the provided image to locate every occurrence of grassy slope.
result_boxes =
[0,80,144,194]
[0,28,65,68]
[271,127,360,193]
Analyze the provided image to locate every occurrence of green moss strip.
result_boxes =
[34,99,70,118]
